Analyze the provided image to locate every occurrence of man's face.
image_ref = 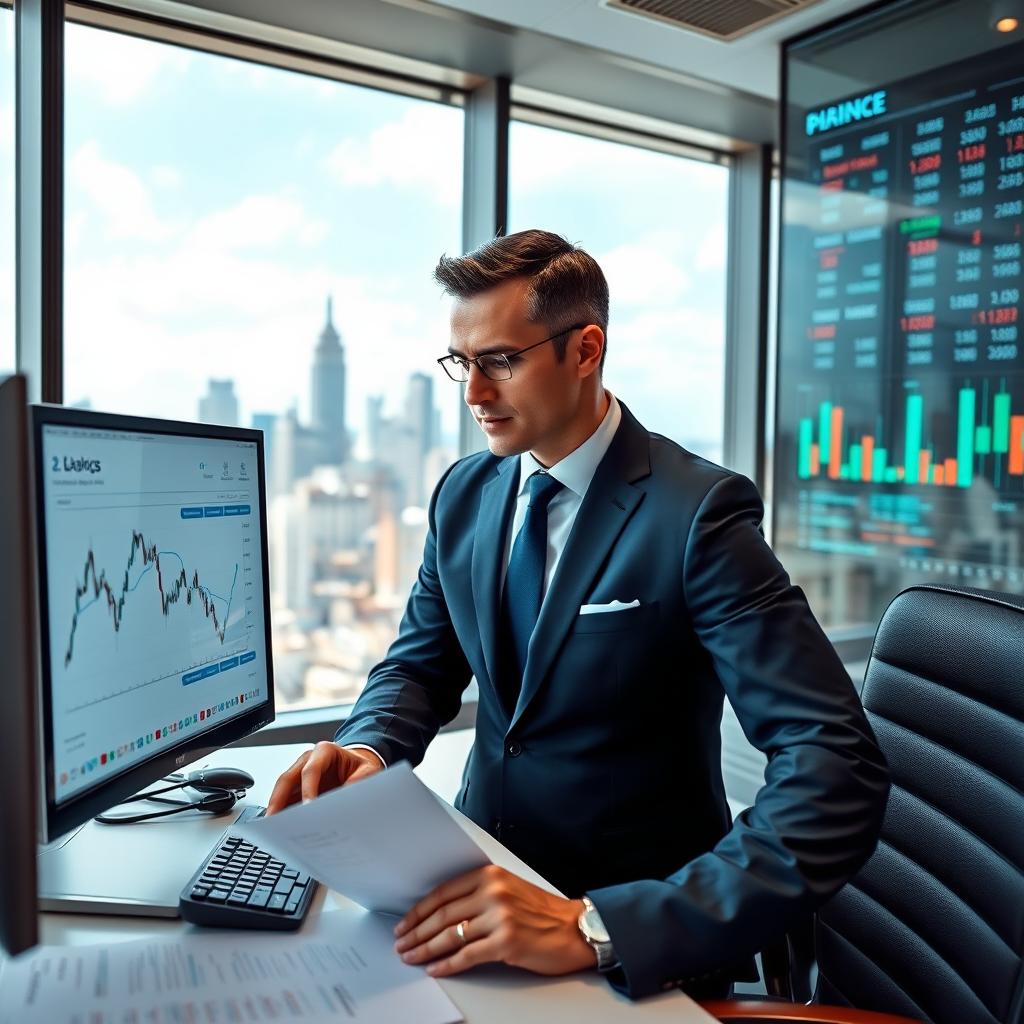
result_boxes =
[449,278,588,461]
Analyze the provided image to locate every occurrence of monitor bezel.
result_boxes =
[30,403,277,842]
[0,375,39,956]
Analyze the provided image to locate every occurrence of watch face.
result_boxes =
[582,908,611,945]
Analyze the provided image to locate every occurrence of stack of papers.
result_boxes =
[2,763,495,1023]
[0,911,463,1023]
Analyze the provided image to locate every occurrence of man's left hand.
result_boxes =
[393,865,597,978]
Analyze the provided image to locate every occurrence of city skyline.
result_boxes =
[0,15,730,712]
[191,296,454,709]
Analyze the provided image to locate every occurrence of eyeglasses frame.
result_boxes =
[436,323,589,382]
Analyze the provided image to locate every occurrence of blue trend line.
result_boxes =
[221,563,240,634]
[160,550,234,604]
[73,551,239,630]
[75,563,155,615]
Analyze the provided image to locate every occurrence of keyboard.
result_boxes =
[179,818,319,930]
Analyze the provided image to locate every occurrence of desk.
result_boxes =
[33,736,716,1024]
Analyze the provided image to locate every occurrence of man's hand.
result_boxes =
[393,865,596,978]
[265,742,383,814]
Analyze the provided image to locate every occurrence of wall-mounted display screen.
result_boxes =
[776,0,1024,631]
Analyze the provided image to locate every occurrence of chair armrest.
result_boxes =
[700,1000,924,1024]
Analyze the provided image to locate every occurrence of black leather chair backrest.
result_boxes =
[814,584,1024,1024]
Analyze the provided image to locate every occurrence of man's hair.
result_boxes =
[434,229,609,369]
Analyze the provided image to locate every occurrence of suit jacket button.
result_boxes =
[506,741,522,757]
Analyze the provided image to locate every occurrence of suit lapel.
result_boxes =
[511,403,652,728]
[470,455,519,700]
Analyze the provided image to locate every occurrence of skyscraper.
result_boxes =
[405,372,435,450]
[198,379,239,426]
[311,296,348,465]
[251,412,277,484]
[403,372,436,506]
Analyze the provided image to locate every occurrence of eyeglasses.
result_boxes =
[437,324,587,382]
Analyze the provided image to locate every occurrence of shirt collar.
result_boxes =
[517,393,622,500]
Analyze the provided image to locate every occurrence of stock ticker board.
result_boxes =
[776,36,1024,624]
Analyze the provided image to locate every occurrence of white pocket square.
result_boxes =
[579,599,641,615]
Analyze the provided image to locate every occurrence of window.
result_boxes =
[0,7,13,377]
[509,120,729,464]
[64,23,464,710]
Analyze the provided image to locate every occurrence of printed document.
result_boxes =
[239,761,491,914]
[0,910,463,1024]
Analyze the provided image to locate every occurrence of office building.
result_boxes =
[197,379,239,426]
[250,412,277,478]
[310,296,349,466]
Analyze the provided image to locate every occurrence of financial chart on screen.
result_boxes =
[776,4,1024,631]
[40,424,270,804]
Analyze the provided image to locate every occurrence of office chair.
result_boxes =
[705,584,1024,1024]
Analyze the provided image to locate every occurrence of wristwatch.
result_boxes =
[577,896,620,972]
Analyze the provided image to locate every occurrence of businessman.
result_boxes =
[267,230,889,998]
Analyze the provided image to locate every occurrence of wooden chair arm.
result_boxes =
[700,1000,924,1024]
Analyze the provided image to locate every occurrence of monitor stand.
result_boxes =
[38,804,264,917]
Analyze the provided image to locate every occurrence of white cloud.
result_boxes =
[696,223,726,272]
[600,241,691,307]
[223,59,338,101]
[151,165,183,189]
[68,144,328,261]
[510,121,728,206]
[65,24,190,105]
[63,234,452,436]
[69,140,175,242]
[186,194,329,253]
[65,209,90,256]
[324,105,462,206]
[605,305,726,446]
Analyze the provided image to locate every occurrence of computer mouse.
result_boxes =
[187,766,255,793]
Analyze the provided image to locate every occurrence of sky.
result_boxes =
[1,15,728,458]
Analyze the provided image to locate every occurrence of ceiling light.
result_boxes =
[990,0,1024,31]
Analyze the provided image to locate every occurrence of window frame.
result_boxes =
[14,0,762,743]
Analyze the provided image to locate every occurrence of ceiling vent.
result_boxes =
[603,0,824,42]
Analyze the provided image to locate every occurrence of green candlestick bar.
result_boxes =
[957,387,975,488]
[819,401,832,466]
[976,424,992,454]
[904,393,923,484]
[872,448,888,482]
[994,392,1011,453]
[848,444,862,482]
[798,417,813,479]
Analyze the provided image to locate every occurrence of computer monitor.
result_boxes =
[30,404,275,846]
[0,375,40,956]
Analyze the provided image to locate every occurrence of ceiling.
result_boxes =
[423,0,878,100]
[130,0,886,145]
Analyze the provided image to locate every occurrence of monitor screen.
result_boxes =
[775,0,1024,634]
[32,407,275,838]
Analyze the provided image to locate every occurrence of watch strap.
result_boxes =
[579,896,620,973]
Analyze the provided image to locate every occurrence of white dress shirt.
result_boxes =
[350,393,622,769]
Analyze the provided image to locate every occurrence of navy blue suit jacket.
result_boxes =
[337,402,889,998]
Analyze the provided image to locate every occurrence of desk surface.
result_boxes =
[33,736,715,1024]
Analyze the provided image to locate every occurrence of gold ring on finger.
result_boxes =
[456,919,469,946]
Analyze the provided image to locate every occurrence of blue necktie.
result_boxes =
[500,470,564,705]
